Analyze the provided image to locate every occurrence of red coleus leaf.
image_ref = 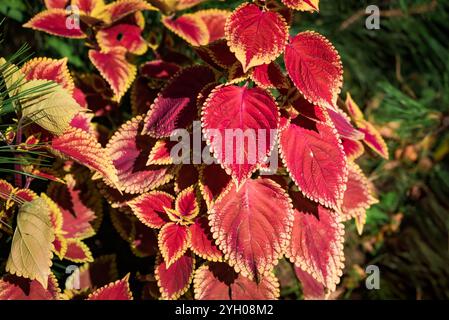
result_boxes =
[64,239,94,263]
[140,60,180,80]
[52,127,119,188]
[47,175,101,240]
[21,57,75,94]
[327,107,364,141]
[96,0,156,24]
[147,140,174,165]
[142,66,215,137]
[51,127,119,189]
[88,48,137,101]
[194,263,279,300]
[281,0,319,12]
[279,111,348,210]
[197,9,231,43]
[14,189,38,202]
[162,14,208,47]
[286,191,345,292]
[294,267,325,300]
[284,31,343,109]
[173,186,199,220]
[155,253,195,300]
[209,178,294,281]
[72,0,105,16]
[72,87,88,108]
[0,179,14,201]
[345,92,365,122]
[0,274,60,300]
[128,191,174,229]
[162,9,230,46]
[226,3,288,73]
[23,9,86,39]
[250,62,289,90]
[342,163,377,235]
[344,93,388,159]
[358,120,389,159]
[342,138,364,161]
[87,274,133,300]
[158,222,190,267]
[96,24,147,55]
[199,164,231,209]
[45,0,68,9]
[69,112,96,136]
[189,217,223,262]
[202,84,279,187]
[106,116,174,194]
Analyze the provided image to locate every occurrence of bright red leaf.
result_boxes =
[88,48,137,101]
[87,274,133,300]
[23,9,86,39]
[226,3,288,72]
[189,217,223,262]
[128,191,174,229]
[202,84,279,187]
[284,31,343,109]
[155,253,195,300]
[158,223,190,267]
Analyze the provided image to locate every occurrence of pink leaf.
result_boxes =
[209,178,294,281]
[286,191,345,292]
[106,116,174,194]
[226,3,288,72]
[341,163,377,234]
[294,267,325,300]
[0,274,60,300]
[202,84,279,187]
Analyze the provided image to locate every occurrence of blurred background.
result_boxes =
[1,0,448,299]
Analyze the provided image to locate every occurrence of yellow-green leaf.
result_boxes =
[0,57,26,97]
[19,79,83,136]
[6,197,55,289]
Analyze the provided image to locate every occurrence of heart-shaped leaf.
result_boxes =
[202,84,279,187]
[6,197,55,289]
[226,3,288,72]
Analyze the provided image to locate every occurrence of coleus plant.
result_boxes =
[0,0,389,300]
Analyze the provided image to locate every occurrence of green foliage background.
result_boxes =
[1,0,448,299]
